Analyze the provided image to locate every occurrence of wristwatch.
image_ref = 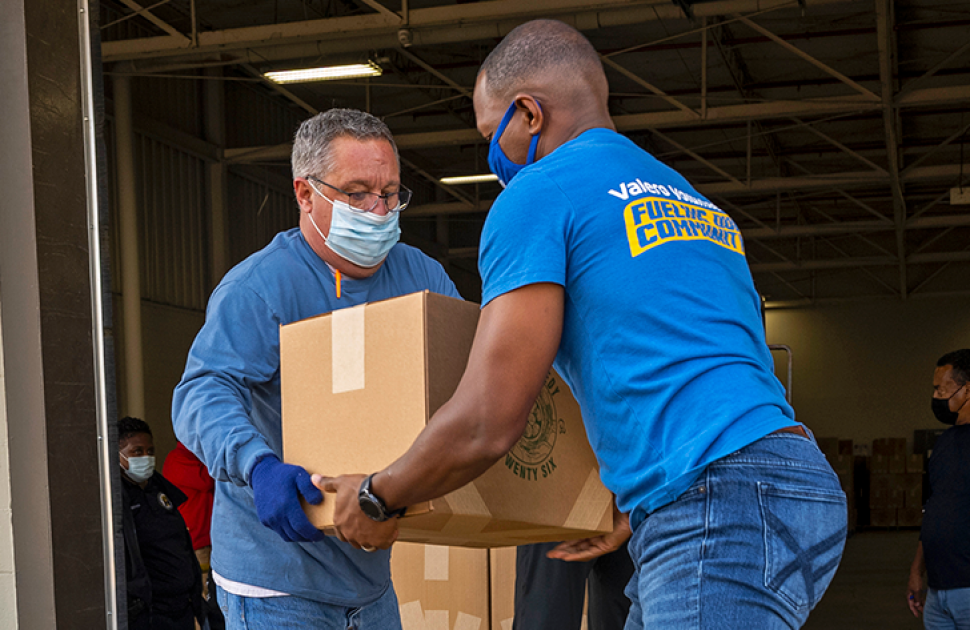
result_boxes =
[358,473,406,522]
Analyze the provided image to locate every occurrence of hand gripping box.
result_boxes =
[280,290,612,547]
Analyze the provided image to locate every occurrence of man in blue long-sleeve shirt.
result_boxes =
[172,108,459,629]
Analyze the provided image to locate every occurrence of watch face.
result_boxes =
[359,495,385,521]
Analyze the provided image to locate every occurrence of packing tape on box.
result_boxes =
[399,601,483,630]
[501,620,513,630]
[439,483,493,537]
[441,483,491,518]
[332,305,366,393]
[454,612,483,630]
[563,469,614,530]
[425,610,449,630]
[424,545,449,581]
[400,601,426,630]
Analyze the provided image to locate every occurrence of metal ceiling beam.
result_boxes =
[789,118,888,175]
[221,83,970,163]
[102,0,857,68]
[698,162,970,195]
[895,37,970,101]
[875,0,908,297]
[742,212,970,239]
[240,63,320,115]
[440,246,970,269]
[600,57,699,117]
[649,128,743,185]
[395,49,472,98]
[117,0,189,41]
[733,14,880,102]
[900,119,970,178]
[750,250,970,272]
[356,0,401,20]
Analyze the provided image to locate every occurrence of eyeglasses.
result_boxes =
[306,176,411,213]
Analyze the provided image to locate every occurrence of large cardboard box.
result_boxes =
[872,438,907,474]
[869,507,897,528]
[897,507,923,528]
[392,543,489,630]
[390,543,586,630]
[869,473,904,509]
[281,291,613,547]
[902,473,923,509]
[906,454,925,474]
[489,547,516,630]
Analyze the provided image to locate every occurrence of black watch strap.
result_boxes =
[358,473,406,522]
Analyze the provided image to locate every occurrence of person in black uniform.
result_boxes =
[119,417,204,630]
[907,349,970,629]
[513,541,633,630]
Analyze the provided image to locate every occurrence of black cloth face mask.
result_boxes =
[932,387,965,425]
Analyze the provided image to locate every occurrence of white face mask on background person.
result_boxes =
[122,454,156,483]
[306,180,401,268]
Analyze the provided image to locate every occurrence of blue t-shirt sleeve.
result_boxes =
[172,281,277,487]
[479,171,570,306]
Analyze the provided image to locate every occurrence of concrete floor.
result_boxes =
[805,530,924,630]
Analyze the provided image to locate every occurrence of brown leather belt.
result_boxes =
[773,425,809,438]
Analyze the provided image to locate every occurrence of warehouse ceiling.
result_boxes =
[100,0,970,306]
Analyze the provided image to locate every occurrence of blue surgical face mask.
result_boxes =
[122,454,155,483]
[488,100,541,188]
[306,181,401,268]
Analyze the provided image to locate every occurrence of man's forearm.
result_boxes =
[370,284,564,515]
[370,393,526,512]
[910,541,925,578]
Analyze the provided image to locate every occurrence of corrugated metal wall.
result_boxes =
[132,74,204,138]
[134,133,209,311]
[106,121,209,312]
[227,170,298,267]
[106,75,306,312]
[226,81,305,149]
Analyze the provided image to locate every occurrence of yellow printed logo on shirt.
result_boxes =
[623,197,745,258]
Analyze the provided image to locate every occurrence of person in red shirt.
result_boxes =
[164,442,214,552]
[164,442,223,629]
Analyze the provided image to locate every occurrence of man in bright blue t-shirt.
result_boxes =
[319,21,846,629]
[172,109,459,629]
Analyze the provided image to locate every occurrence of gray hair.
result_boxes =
[479,20,604,101]
[291,108,398,179]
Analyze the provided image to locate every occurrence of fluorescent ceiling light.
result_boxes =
[264,62,382,83]
[440,174,499,185]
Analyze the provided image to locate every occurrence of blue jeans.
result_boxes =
[924,587,970,630]
[216,585,402,630]
[624,432,847,630]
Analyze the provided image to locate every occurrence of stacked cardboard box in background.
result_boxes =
[391,544,584,630]
[392,543,491,630]
[818,438,856,533]
[869,438,923,528]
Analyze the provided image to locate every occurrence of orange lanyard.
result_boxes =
[335,269,342,299]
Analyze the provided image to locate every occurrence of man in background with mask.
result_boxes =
[172,108,459,629]
[120,416,204,629]
[908,349,970,628]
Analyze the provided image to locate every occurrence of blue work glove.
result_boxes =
[250,454,326,542]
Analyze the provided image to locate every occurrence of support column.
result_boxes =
[0,0,108,627]
[205,67,229,290]
[113,75,145,416]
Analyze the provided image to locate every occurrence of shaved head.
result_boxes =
[478,19,607,103]
[473,19,614,161]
